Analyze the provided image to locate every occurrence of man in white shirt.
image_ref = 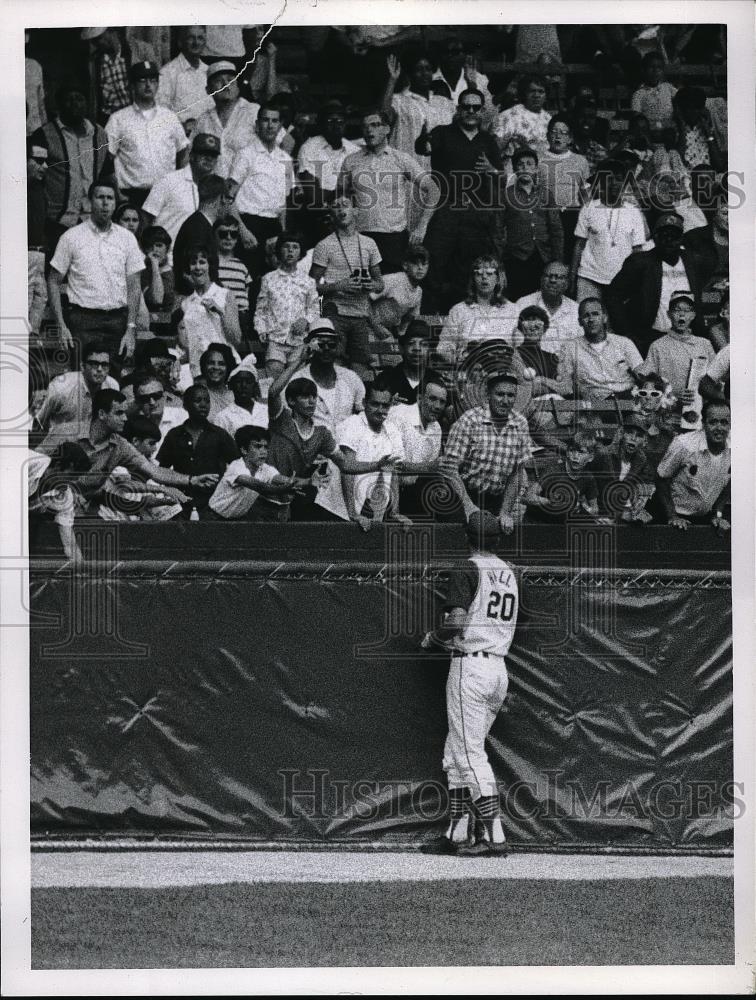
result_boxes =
[227,103,294,276]
[157,26,214,126]
[214,367,269,436]
[389,374,447,517]
[294,319,365,433]
[515,261,581,353]
[317,381,407,528]
[556,297,644,401]
[105,61,189,207]
[143,131,221,243]
[381,52,456,169]
[47,180,145,364]
[195,62,261,178]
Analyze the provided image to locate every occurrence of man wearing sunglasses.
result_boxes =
[32,341,118,454]
[415,88,504,313]
[132,375,188,449]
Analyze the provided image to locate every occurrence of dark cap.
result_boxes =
[192,132,221,156]
[623,413,649,434]
[466,509,502,542]
[653,212,684,234]
[129,60,160,82]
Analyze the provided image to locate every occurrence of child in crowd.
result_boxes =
[208,425,303,522]
[631,53,677,129]
[525,432,600,522]
[214,216,253,339]
[641,293,714,401]
[538,115,589,260]
[254,232,320,377]
[141,225,176,340]
[369,245,429,368]
[98,417,188,521]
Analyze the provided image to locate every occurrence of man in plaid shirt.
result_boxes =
[442,372,533,531]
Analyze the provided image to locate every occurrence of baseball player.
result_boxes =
[422,505,519,856]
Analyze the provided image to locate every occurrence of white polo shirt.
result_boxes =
[213,401,269,437]
[209,458,279,518]
[386,402,442,484]
[157,53,214,123]
[50,220,145,310]
[297,134,361,193]
[229,136,294,217]
[296,363,365,433]
[143,165,200,243]
[195,99,261,178]
[106,103,189,190]
[657,429,730,517]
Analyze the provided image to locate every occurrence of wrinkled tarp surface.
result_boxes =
[30,561,733,850]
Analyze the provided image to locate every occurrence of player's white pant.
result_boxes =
[443,652,508,800]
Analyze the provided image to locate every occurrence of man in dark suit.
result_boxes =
[605,212,714,358]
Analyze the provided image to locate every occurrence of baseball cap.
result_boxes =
[653,212,684,234]
[81,27,107,41]
[486,370,519,390]
[668,291,695,309]
[306,318,338,340]
[207,60,237,82]
[129,61,160,83]
[623,413,649,434]
[192,133,221,156]
[466,509,502,542]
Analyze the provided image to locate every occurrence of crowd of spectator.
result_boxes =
[25,24,731,552]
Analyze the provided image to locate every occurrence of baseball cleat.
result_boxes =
[420,836,464,855]
[455,839,508,858]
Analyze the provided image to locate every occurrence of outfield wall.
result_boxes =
[29,525,734,852]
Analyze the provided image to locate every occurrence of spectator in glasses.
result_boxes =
[32,341,118,454]
[132,374,188,448]
[514,261,581,354]
[438,256,520,364]
[538,116,590,261]
[157,26,214,127]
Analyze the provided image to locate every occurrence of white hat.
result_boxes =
[206,60,237,81]
[81,27,108,41]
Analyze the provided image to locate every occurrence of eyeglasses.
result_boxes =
[137,391,164,402]
[30,156,48,164]
[460,103,483,111]
[635,389,662,398]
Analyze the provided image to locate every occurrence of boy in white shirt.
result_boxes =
[369,245,429,368]
[208,425,303,521]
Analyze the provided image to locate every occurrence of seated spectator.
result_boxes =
[179,245,242,377]
[214,215,253,337]
[143,132,222,247]
[47,179,144,365]
[309,196,384,379]
[699,345,730,403]
[140,225,176,338]
[214,367,269,436]
[82,26,157,122]
[525,432,599,523]
[131,374,188,447]
[208,426,300,522]
[26,137,48,336]
[538,116,590,260]
[267,343,393,522]
[31,83,111,254]
[438,256,520,364]
[195,61,260,178]
[606,211,714,357]
[337,108,437,272]
[501,147,563,300]
[28,443,91,562]
[514,306,561,398]
[631,376,683,471]
[316,380,408,530]
[105,61,189,208]
[157,383,238,514]
[375,321,434,406]
[640,292,715,401]
[442,371,533,530]
[515,261,581,353]
[556,297,644,401]
[494,74,552,158]
[673,87,725,176]
[75,387,218,508]
[157,26,213,126]
[656,399,731,530]
[389,374,447,518]
[288,319,366,434]
[194,343,237,420]
[369,244,429,348]
[570,159,646,303]
[170,172,226,294]
[591,413,656,522]
[631,52,677,129]
[254,232,319,377]
[382,50,455,168]
[122,338,185,408]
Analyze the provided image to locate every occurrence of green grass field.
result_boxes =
[32,876,733,968]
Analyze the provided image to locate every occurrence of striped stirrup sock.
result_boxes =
[446,787,473,841]
[472,794,506,844]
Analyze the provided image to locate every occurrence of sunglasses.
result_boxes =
[30,156,48,164]
[137,391,164,402]
[636,389,662,398]
[460,103,483,111]
[216,230,239,238]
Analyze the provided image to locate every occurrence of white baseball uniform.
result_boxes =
[442,552,519,799]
